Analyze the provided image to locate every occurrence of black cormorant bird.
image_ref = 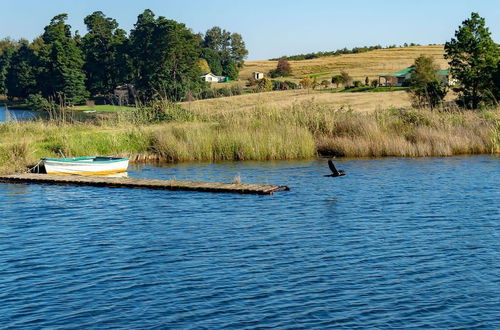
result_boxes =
[324,160,346,177]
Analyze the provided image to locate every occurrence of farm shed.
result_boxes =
[378,67,451,87]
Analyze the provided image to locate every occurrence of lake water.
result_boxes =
[0,106,36,122]
[0,156,499,328]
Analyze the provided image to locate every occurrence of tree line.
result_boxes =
[270,43,421,61]
[0,10,248,105]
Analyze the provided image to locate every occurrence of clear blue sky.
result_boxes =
[1,0,499,60]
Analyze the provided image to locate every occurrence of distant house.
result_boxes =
[201,73,227,83]
[113,84,134,106]
[253,72,264,80]
[378,67,451,87]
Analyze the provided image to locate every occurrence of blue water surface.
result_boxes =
[0,106,36,122]
[0,156,499,329]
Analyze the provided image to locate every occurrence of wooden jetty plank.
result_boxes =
[0,174,290,195]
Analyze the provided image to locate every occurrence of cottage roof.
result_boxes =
[201,72,217,77]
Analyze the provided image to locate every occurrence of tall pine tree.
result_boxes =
[0,39,19,96]
[129,10,203,101]
[82,11,128,95]
[6,41,39,99]
[445,12,499,108]
[38,14,88,106]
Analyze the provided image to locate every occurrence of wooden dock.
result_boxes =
[0,174,290,195]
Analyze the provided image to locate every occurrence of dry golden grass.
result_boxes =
[315,109,497,157]
[185,89,412,114]
[240,45,447,82]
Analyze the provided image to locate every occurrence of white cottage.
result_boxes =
[201,73,226,83]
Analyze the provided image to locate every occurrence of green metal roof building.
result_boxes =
[378,67,450,87]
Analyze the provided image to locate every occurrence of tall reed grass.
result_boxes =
[0,100,498,174]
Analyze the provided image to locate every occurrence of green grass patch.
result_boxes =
[307,72,331,78]
[72,105,133,112]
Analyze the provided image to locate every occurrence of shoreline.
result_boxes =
[0,104,498,175]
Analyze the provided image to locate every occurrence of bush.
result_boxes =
[200,89,215,99]
[284,81,298,89]
[272,80,298,91]
[230,84,243,96]
[218,87,232,97]
[129,101,196,124]
[409,81,447,109]
[353,80,363,88]
[300,76,313,89]
[258,78,273,92]
[26,93,53,111]
[247,77,258,86]
[371,80,379,87]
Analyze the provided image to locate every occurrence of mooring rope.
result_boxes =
[26,160,43,174]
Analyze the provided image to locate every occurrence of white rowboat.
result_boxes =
[41,157,129,176]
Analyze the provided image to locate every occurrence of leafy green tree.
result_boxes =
[410,56,440,85]
[6,41,39,99]
[0,39,19,95]
[197,58,211,74]
[229,33,248,67]
[493,62,500,100]
[0,49,14,96]
[201,48,223,75]
[270,57,292,77]
[129,10,204,101]
[204,26,231,58]
[331,75,342,88]
[38,14,89,105]
[128,9,155,92]
[408,55,447,108]
[82,11,128,95]
[340,70,352,88]
[222,60,238,80]
[444,12,499,108]
[203,26,248,77]
[0,38,19,54]
[365,76,369,86]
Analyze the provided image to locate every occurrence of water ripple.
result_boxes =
[0,156,499,328]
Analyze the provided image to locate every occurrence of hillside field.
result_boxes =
[239,45,447,82]
[185,89,412,114]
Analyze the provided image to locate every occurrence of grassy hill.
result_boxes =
[196,45,449,113]
[186,89,411,114]
[240,45,447,82]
